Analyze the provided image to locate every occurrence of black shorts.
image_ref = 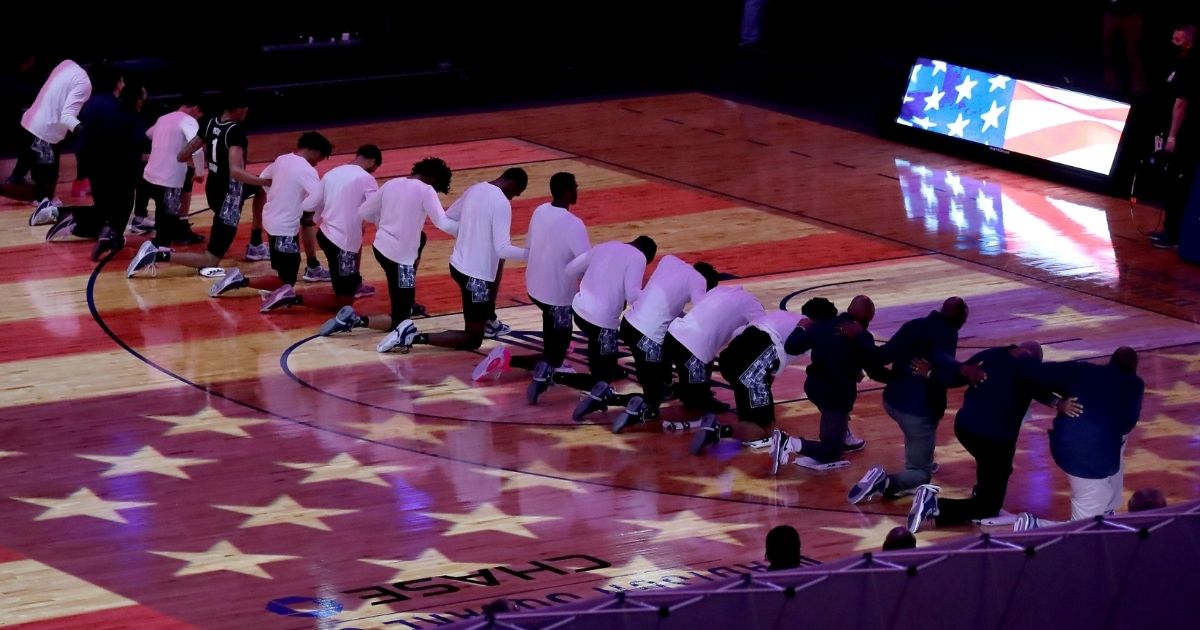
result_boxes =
[317,229,361,297]
[20,129,62,187]
[205,178,246,258]
[450,264,495,324]
[269,233,302,285]
[718,327,779,428]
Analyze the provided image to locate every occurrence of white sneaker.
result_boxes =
[472,345,511,381]
[129,216,155,235]
[661,420,694,431]
[244,243,270,262]
[848,465,889,504]
[794,456,850,471]
[127,240,162,278]
[844,427,866,452]
[319,305,361,336]
[209,268,246,297]
[28,199,59,226]
[907,484,941,533]
[302,265,331,282]
[260,284,300,312]
[1013,512,1040,532]
[742,437,772,449]
[484,319,511,339]
[377,319,418,353]
[769,429,791,475]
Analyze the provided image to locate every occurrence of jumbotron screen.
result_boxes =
[897,57,1131,176]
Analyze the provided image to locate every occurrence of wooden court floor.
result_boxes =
[1,93,1198,629]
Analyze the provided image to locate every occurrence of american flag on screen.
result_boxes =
[898,58,1130,175]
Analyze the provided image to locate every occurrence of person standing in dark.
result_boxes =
[765,525,801,571]
[772,295,887,474]
[3,51,42,185]
[1103,0,1147,97]
[1152,23,1199,249]
[906,341,1081,533]
[847,297,986,504]
[1013,347,1145,531]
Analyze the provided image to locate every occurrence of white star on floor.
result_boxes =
[360,548,494,583]
[1015,305,1125,331]
[1121,447,1200,477]
[78,446,217,480]
[213,495,357,531]
[1137,413,1199,440]
[954,74,978,103]
[980,101,1007,132]
[524,427,639,452]
[988,75,1011,92]
[150,540,298,579]
[14,487,153,524]
[278,453,411,487]
[398,375,494,407]
[671,467,799,502]
[1149,381,1200,408]
[422,503,561,539]
[931,60,947,76]
[910,64,923,83]
[1152,352,1200,373]
[340,413,463,446]
[619,510,759,546]
[471,464,595,494]
[592,553,670,579]
[146,406,269,438]
[946,113,970,138]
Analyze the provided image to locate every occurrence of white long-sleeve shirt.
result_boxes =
[666,286,765,363]
[624,255,708,344]
[143,111,201,189]
[525,202,590,306]
[748,309,804,374]
[447,182,527,281]
[568,241,647,330]
[315,164,378,253]
[21,60,91,144]
[359,177,458,265]
[261,153,322,237]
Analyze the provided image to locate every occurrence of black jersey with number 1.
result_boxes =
[200,117,248,193]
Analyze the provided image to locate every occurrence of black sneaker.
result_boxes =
[612,396,647,434]
[91,227,124,262]
[690,397,731,414]
[411,303,428,317]
[572,381,610,421]
[527,361,554,405]
[1151,235,1179,249]
[174,222,205,245]
[45,211,76,242]
[690,413,721,455]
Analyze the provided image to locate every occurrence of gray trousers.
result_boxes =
[883,400,939,496]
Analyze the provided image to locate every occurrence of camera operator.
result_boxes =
[1152,23,1199,249]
